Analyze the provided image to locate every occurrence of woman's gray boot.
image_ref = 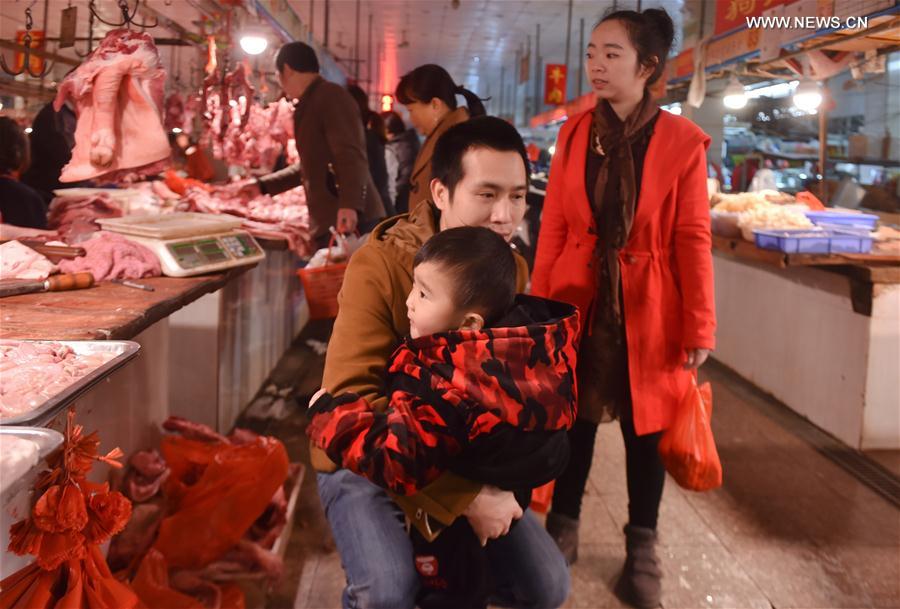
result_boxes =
[616,524,663,608]
[545,512,580,565]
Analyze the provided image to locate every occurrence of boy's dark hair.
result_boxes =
[276,42,320,74]
[0,117,30,175]
[431,116,530,197]
[414,226,516,326]
[597,8,675,86]
[395,64,486,117]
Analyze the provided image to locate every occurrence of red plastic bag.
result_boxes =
[529,481,554,514]
[152,436,289,569]
[658,378,722,491]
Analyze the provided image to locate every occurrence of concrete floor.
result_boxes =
[243,324,900,609]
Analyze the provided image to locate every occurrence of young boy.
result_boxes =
[307,225,579,608]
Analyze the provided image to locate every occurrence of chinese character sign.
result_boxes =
[544,64,567,106]
[14,30,45,74]
[715,0,792,35]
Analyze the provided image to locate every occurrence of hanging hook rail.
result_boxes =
[0,5,53,77]
[73,6,96,58]
[89,0,158,29]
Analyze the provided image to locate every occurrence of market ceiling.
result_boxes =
[0,0,685,99]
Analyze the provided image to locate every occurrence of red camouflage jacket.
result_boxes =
[306,295,580,496]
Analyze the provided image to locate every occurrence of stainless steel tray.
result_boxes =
[0,340,141,426]
[0,427,64,507]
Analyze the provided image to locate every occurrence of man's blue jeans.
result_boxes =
[317,469,570,609]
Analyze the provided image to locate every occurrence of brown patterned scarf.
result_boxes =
[591,93,659,330]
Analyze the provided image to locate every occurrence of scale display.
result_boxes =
[163,234,263,273]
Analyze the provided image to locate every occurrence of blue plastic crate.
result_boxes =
[753,229,874,254]
[754,229,831,254]
[805,210,878,230]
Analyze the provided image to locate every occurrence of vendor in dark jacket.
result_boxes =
[0,117,48,230]
[238,42,385,247]
[308,226,579,609]
[20,100,79,207]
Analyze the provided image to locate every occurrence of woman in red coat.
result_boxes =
[532,8,715,608]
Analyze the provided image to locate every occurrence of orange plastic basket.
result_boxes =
[297,234,352,320]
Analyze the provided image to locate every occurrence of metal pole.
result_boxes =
[500,66,506,118]
[40,0,49,88]
[309,0,315,42]
[534,24,541,119]
[578,18,585,97]
[818,79,829,200]
[324,0,330,48]
[564,0,573,102]
[355,0,361,81]
[514,48,521,122]
[368,12,373,88]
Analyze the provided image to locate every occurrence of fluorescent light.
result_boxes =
[793,80,822,113]
[723,75,747,109]
[548,145,556,155]
[474,56,480,63]
[24,127,33,134]
[240,34,268,55]
[172,127,183,134]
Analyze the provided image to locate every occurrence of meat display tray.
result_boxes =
[0,427,64,507]
[0,340,141,426]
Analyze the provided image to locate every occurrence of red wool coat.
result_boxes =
[531,108,716,436]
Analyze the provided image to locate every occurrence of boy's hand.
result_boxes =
[309,388,328,408]
[463,485,523,546]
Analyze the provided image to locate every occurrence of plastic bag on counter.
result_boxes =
[152,435,289,569]
[658,377,722,492]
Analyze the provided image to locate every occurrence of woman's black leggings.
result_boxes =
[550,400,666,530]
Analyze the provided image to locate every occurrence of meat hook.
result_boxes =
[89,0,158,29]
[73,6,96,58]
[0,5,53,78]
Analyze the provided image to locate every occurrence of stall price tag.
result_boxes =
[59,7,77,49]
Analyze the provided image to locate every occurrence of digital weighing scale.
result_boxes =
[98,213,266,278]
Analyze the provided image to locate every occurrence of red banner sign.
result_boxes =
[715,0,793,35]
[544,64,567,106]
[14,30,45,74]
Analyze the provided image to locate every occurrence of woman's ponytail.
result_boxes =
[458,87,487,117]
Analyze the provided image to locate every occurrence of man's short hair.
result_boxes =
[431,116,530,197]
[414,226,517,326]
[276,42,320,74]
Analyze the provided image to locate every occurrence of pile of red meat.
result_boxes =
[58,232,161,282]
[184,186,311,256]
[108,416,292,608]
[199,63,297,171]
[48,192,123,241]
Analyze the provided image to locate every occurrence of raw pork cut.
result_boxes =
[48,193,123,242]
[0,240,57,280]
[122,449,170,503]
[58,232,161,281]
[0,340,114,418]
[184,186,311,256]
[54,29,170,183]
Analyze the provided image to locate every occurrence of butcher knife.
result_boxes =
[0,272,95,299]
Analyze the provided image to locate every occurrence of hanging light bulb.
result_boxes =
[793,80,822,113]
[240,31,268,56]
[722,75,747,109]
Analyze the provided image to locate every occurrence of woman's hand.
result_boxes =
[684,348,711,370]
[463,485,523,546]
